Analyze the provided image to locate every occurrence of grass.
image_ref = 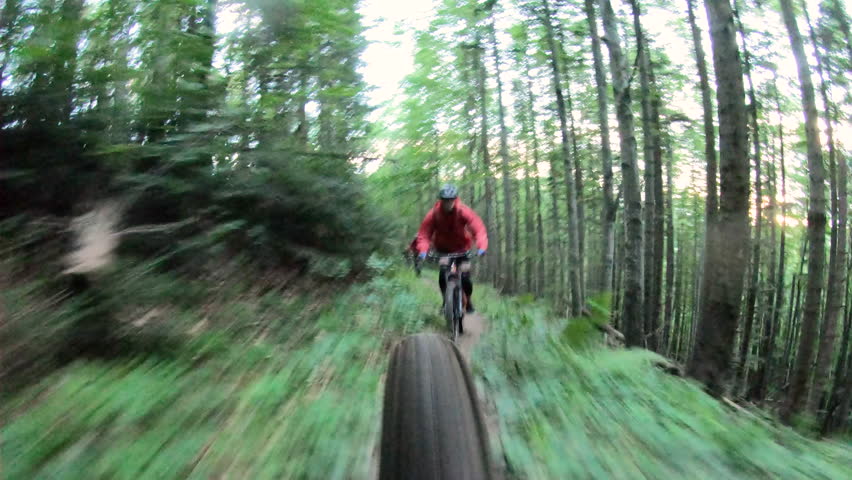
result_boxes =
[3,261,851,479]
[471,286,852,479]
[1,263,441,479]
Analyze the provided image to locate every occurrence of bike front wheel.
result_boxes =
[444,279,458,342]
[379,333,493,480]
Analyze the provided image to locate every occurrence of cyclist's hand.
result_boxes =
[477,249,486,257]
[418,252,427,260]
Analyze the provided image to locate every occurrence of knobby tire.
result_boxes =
[379,333,493,480]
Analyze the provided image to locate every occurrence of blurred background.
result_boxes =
[1,0,851,478]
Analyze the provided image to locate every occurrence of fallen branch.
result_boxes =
[720,396,761,420]
[115,217,197,236]
[653,358,684,377]
[595,323,625,343]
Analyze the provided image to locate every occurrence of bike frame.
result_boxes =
[432,251,474,342]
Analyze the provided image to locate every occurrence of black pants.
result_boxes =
[438,256,472,301]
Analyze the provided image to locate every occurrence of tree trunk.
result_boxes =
[823,277,852,432]
[651,66,665,353]
[630,0,659,351]
[474,38,498,285]
[779,0,828,423]
[686,0,718,218]
[687,0,750,396]
[805,4,846,416]
[489,21,515,293]
[687,187,702,361]
[664,135,676,352]
[526,76,547,297]
[751,126,779,401]
[541,0,582,315]
[600,0,643,346]
[555,24,587,304]
[535,174,546,296]
[514,178,521,291]
[524,145,535,293]
[613,208,625,330]
[583,0,616,295]
[747,129,777,401]
[754,86,787,402]
[732,1,762,393]
[566,77,586,304]
[782,236,810,388]
[781,275,801,387]
[685,0,718,344]
[550,169,565,302]
[671,238,686,360]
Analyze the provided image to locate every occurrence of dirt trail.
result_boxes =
[417,274,487,361]
[420,276,506,478]
[370,276,501,479]
[458,311,486,361]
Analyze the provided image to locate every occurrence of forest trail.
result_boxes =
[419,273,506,478]
[458,309,486,362]
[415,273,488,360]
[369,274,501,480]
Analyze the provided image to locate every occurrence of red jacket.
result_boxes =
[415,198,488,254]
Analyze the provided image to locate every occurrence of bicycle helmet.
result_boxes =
[438,184,458,199]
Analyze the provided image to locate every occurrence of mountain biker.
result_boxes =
[415,184,488,314]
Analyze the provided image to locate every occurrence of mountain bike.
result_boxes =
[435,251,474,343]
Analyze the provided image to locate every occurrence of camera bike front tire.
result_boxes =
[379,333,493,480]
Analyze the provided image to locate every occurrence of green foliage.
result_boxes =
[1,270,441,479]
[5,265,852,478]
[560,292,612,350]
[473,288,852,479]
[1,0,382,267]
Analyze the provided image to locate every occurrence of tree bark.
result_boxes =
[565,75,586,305]
[823,275,852,432]
[732,1,762,393]
[782,235,810,388]
[805,4,846,416]
[686,0,718,218]
[754,85,787,402]
[687,0,750,396]
[751,123,779,401]
[525,74,547,297]
[779,0,828,423]
[600,0,643,346]
[651,65,665,354]
[664,135,676,353]
[555,24,587,304]
[474,37,498,285]
[685,0,718,342]
[523,138,535,293]
[541,0,582,315]
[488,20,516,293]
[630,0,660,351]
[583,0,616,295]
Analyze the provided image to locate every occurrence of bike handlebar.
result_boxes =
[428,250,478,259]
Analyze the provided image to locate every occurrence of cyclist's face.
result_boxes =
[440,198,455,213]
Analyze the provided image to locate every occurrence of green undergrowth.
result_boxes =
[472,288,852,479]
[1,265,440,479]
[7,263,851,480]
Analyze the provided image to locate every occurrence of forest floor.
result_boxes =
[2,265,852,479]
